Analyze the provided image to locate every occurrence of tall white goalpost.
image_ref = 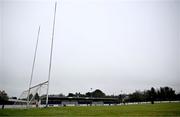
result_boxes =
[46,1,57,108]
[15,2,57,108]
[27,25,41,107]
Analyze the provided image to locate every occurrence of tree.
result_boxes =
[128,91,144,102]
[118,94,123,103]
[58,93,65,97]
[176,93,180,100]
[144,90,151,102]
[34,93,39,101]
[11,97,17,99]
[85,92,92,97]
[67,93,75,97]
[157,87,175,101]
[150,87,156,104]
[92,89,106,98]
[164,87,175,101]
[74,92,85,97]
[28,94,33,101]
[0,90,8,109]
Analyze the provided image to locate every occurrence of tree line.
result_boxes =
[123,87,180,104]
[67,89,106,98]
[66,87,180,104]
[1,86,180,109]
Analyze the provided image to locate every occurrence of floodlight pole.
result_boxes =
[46,2,57,108]
[27,26,41,108]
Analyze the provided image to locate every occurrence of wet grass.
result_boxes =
[0,102,180,116]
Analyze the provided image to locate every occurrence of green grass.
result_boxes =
[0,103,180,116]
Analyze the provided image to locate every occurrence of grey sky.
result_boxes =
[0,0,180,97]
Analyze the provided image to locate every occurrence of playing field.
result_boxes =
[0,103,180,116]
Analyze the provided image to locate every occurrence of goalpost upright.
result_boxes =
[24,1,57,108]
[27,26,41,107]
[46,1,57,108]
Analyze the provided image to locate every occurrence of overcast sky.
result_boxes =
[0,0,180,97]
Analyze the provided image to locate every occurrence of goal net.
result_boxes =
[14,81,48,108]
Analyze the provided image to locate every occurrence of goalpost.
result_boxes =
[15,2,57,108]
[45,1,57,108]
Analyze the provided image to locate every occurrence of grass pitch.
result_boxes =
[0,102,180,116]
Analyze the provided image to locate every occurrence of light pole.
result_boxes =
[90,88,93,98]
[90,88,93,106]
